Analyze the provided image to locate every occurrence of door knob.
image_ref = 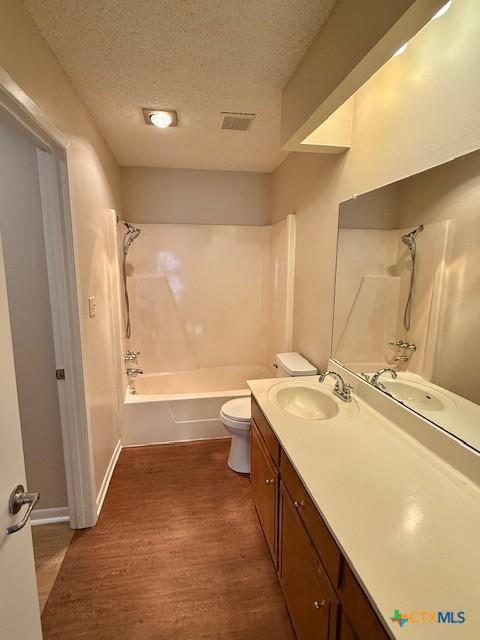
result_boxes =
[314,599,327,609]
[6,484,40,534]
[265,479,275,485]
[294,499,305,508]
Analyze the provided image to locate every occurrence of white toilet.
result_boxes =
[220,352,317,473]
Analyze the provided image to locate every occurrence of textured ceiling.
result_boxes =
[23,0,336,171]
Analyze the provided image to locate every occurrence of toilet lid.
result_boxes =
[221,397,251,422]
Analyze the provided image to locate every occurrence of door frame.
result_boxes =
[0,66,97,528]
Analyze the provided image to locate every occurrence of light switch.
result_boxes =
[88,296,96,318]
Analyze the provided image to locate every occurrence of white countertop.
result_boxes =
[248,376,480,640]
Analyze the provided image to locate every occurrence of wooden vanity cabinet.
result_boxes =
[280,452,341,587]
[339,615,357,640]
[250,424,278,564]
[250,398,390,640]
[280,485,339,640]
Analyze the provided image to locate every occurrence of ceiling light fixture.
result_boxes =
[393,42,408,57]
[431,0,452,21]
[142,108,178,128]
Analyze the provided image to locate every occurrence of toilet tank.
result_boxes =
[275,352,317,377]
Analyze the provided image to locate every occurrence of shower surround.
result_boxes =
[122,218,295,445]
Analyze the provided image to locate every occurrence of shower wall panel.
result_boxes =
[126,224,272,373]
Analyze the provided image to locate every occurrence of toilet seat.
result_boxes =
[220,397,251,431]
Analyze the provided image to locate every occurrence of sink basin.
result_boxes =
[382,380,454,412]
[270,384,339,420]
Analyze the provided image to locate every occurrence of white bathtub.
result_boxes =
[122,365,271,446]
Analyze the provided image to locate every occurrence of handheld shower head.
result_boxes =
[400,224,423,331]
[117,217,142,338]
[401,224,424,248]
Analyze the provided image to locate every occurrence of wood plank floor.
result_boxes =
[42,439,295,639]
[32,523,74,612]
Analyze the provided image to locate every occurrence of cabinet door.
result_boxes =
[251,426,278,563]
[280,486,338,640]
[340,614,357,640]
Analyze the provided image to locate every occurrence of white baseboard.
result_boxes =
[96,439,122,517]
[123,435,231,448]
[31,506,70,526]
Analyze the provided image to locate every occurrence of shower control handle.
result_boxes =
[389,340,417,351]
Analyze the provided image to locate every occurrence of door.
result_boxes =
[0,234,43,639]
[251,426,278,564]
[280,486,338,640]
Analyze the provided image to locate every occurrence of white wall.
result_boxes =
[0,0,123,503]
[122,167,270,225]
[272,0,480,370]
[0,108,66,510]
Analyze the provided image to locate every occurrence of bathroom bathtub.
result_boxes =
[122,365,271,446]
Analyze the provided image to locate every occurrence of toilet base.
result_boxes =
[227,430,251,474]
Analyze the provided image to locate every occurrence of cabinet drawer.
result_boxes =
[280,451,341,587]
[251,425,278,564]
[280,486,338,640]
[251,397,280,465]
[339,563,390,640]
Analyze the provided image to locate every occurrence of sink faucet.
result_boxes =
[319,371,353,403]
[370,368,397,389]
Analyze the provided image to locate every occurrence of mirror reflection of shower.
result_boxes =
[118,217,141,338]
[401,224,424,331]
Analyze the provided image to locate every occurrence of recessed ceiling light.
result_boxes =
[431,0,452,21]
[142,109,178,128]
[393,42,408,57]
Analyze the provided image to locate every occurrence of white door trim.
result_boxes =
[0,66,97,528]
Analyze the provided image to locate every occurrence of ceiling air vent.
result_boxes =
[220,112,256,131]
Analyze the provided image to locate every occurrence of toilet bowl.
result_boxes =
[220,397,251,473]
[220,352,317,474]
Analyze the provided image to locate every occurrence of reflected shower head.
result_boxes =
[122,221,141,257]
[128,226,141,241]
[401,224,424,248]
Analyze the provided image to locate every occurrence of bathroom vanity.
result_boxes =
[248,376,480,640]
[250,395,386,640]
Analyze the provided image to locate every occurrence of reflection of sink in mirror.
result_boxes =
[381,380,454,412]
[332,148,480,454]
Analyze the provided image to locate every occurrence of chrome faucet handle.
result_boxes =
[389,340,416,351]
[359,372,371,382]
[126,367,143,377]
[340,383,353,402]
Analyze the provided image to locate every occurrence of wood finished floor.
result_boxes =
[32,522,74,612]
[42,439,294,639]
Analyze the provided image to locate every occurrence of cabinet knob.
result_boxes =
[314,599,327,609]
[294,499,305,508]
[265,479,275,485]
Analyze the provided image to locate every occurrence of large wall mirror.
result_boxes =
[333,149,480,453]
